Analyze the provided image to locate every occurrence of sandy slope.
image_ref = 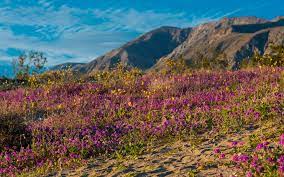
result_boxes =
[50,128,263,177]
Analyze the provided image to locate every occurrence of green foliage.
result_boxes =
[0,112,32,151]
[255,102,272,120]
[162,58,189,74]
[12,53,29,80]
[241,44,284,68]
[256,45,284,67]
[12,51,47,80]
[81,173,88,177]
[220,109,245,133]
[0,78,23,91]
[115,142,145,158]
[27,69,78,88]
[29,51,47,74]
[187,169,198,177]
[88,62,143,91]
[248,134,261,149]
[190,52,229,70]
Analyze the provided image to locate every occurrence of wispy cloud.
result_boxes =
[0,4,128,64]
[186,8,243,26]
[92,8,191,32]
[0,1,244,65]
[91,8,244,31]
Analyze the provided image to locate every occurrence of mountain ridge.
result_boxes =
[56,16,284,72]
[155,16,284,70]
[77,26,192,73]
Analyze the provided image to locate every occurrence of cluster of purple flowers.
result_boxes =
[215,134,284,176]
[0,67,283,175]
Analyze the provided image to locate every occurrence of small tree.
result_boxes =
[12,53,29,80]
[13,51,47,79]
[29,51,47,74]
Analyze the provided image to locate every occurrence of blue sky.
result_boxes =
[0,0,283,66]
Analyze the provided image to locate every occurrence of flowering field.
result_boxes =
[0,67,283,176]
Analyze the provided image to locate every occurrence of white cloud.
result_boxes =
[91,8,243,32]
[92,8,191,32]
[0,5,128,65]
[0,2,242,65]
[0,25,132,65]
[187,8,243,26]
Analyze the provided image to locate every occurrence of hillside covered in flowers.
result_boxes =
[0,64,283,176]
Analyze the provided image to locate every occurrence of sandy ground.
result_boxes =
[48,129,259,177]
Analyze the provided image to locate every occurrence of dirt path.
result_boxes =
[49,129,260,177]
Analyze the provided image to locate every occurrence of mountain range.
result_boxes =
[2,16,284,77]
[63,16,284,72]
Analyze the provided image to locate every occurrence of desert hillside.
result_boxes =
[1,65,283,176]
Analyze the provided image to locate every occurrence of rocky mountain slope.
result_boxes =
[156,16,284,69]
[75,16,284,72]
[77,26,191,72]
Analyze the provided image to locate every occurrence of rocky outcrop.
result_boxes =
[156,17,284,69]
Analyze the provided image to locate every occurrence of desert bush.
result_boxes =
[12,51,47,80]
[161,58,189,74]
[189,52,229,70]
[27,69,79,89]
[0,113,32,151]
[241,44,284,68]
[88,62,143,92]
[0,78,18,91]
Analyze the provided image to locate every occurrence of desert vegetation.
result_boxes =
[0,46,283,176]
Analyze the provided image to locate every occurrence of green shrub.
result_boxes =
[88,62,143,91]
[0,113,32,151]
[241,44,284,68]
[160,58,189,75]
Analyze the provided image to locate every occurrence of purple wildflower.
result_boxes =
[256,166,264,173]
[278,156,284,165]
[256,143,264,150]
[279,134,284,146]
[255,142,268,150]
[266,157,274,164]
[214,148,221,154]
[279,165,284,174]
[246,171,253,177]
[239,154,250,163]
[232,154,239,162]
[231,141,238,147]
[220,153,225,159]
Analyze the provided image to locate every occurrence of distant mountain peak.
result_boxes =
[76,26,192,72]
[219,16,268,24]
[158,16,284,69]
[64,16,284,73]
